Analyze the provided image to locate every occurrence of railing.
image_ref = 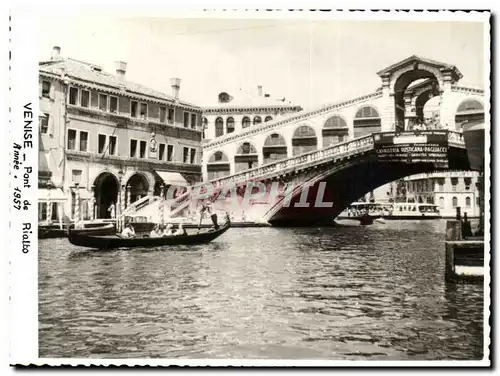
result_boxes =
[122,195,161,216]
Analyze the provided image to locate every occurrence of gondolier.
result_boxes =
[198,199,212,229]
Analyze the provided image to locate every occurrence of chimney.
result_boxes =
[257,85,263,96]
[170,77,181,100]
[115,61,127,78]
[51,46,61,60]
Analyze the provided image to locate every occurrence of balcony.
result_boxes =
[65,149,202,174]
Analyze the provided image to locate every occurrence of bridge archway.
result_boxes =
[353,106,381,138]
[215,117,224,137]
[454,99,484,130]
[265,116,273,122]
[207,151,231,180]
[93,171,119,219]
[292,124,317,156]
[253,116,262,126]
[263,132,287,165]
[235,141,259,173]
[323,115,348,147]
[126,172,150,204]
[242,116,251,129]
[226,117,235,134]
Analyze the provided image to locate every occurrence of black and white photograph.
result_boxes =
[6,7,490,367]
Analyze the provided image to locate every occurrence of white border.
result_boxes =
[6,5,492,369]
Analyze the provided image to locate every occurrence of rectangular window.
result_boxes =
[69,87,78,105]
[130,139,137,158]
[51,202,59,221]
[98,93,108,111]
[109,96,118,113]
[67,129,77,150]
[191,114,197,129]
[72,169,82,184]
[42,81,51,98]
[40,115,49,134]
[183,112,189,128]
[109,136,117,155]
[190,148,196,164]
[158,143,166,161]
[140,103,148,119]
[38,202,47,221]
[183,147,189,163]
[160,106,167,123]
[167,145,174,162]
[98,134,106,154]
[131,101,138,118]
[139,140,147,158]
[79,131,88,151]
[80,90,90,108]
[168,108,175,124]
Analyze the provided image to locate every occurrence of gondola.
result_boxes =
[67,216,231,250]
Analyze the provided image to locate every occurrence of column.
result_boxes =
[120,184,126,220]
[380,75,395,131]
[126,184,131,208]
[90,185,96,220]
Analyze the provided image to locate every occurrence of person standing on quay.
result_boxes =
[108,202,116,219]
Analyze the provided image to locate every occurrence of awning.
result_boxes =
[38,188,66,201]
[154,171,188,187]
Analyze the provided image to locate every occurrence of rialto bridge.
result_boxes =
[129,56,485,226]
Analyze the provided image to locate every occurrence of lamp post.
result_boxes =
[126,184,131,209]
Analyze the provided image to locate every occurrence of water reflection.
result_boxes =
[39,221,484,360]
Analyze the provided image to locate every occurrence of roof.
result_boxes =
[376,55,463,81]
[201,88,302,111]
[39,58,199,109]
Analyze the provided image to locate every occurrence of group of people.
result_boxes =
[119,222,187,238]
[149,223,187,238]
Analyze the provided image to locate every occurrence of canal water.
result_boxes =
[39,220,485,360]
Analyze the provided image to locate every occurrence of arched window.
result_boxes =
[465,197,471,207]
[354,106,381,138]
[202,117,208,139]
[207,151,230,180]
[236,142,257,155]
[265,116,273,122]
[242,116,251,129]
[455,99,484,130]
[235,142,258,173]
[209,151,229,163]
[452,197,458,207]
[323,115,348,147]
[226,117,235,134]
[292,125,317,156]
[439,197,445,209]
[253,116,262,126]
[263,133,287,165]
[215,117,224,138]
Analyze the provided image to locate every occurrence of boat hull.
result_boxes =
[67,222,231,250]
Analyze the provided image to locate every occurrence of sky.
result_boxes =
[36,14,486,110]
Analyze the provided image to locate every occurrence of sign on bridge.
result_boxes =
[373,130,449,168]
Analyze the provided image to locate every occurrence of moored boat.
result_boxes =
[68,216,231,250]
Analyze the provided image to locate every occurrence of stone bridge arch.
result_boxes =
[322,115,349,148]
[353,105,381,138]
[234,141,259,173]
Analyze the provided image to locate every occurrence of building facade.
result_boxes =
[38,46,203,224]
[201,86,302,140]
[404,171,481,218]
